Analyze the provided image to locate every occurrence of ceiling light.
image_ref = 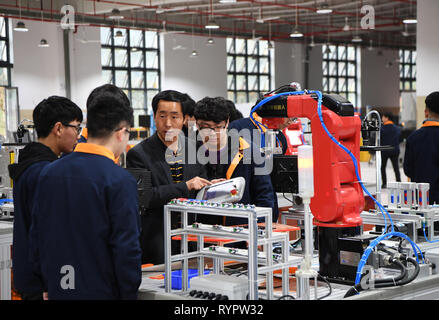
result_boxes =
[342,17,350,32]
[289,28,303,38]
[218,0,236,3]
[309,38,316,47]
[207,37,215,45]
[268,41,274,49]
[403,17,417,24]
[316,2,333,14]
[205,19,220,29]
[351,35,362,43]
[108,8,124,20]
[190,50,199,57]
[14,21,28,32]
[324,44,331,54]
[38,38,49,48]
[114,30,124,38]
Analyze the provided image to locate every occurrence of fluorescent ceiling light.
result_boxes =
[207,38,215,45]
[190,50,199,57]
[205,19,220,29]
[403,18,417,24]
[114,30,124,38]
[316,3,333,14]
[219,0,236,3]
[14,21,28,32]
[38,38,49,48]
[289,28,303,38]
[108,8,124,20]
[351,35,362,43]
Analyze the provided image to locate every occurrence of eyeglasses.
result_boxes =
[197,123,227,132]
[62,123,82,134]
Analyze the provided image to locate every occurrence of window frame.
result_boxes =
[322,44,359,107]
[399,49,416,92]
[100,27,161,126]
[227,37,272,104]
[0,17,13,87]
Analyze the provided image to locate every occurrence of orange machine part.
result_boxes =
[262,94,364,228]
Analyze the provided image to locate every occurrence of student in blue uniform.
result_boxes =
[30,84,141,300]
[8,96,83,300]
[404,91,439,204]
[380,112,402,188]
[194,96,276,226]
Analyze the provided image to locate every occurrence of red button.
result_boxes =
[230,189,237,195]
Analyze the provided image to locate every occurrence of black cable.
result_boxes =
[317,274,332,300]
[344,258,407,298]
[278,294,296,300]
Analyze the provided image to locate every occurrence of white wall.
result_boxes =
[11,19,66,111]
[416,0,439,97]
[69,26,103,110]
[361,48,400,109]
[274,42,305,89]
[161,33,227,102]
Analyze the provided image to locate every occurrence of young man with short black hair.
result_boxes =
[30,84,141,300]
[8,96,83,300]
[194,96,276,226]
[127,89,211,264]
[404,91,439,204]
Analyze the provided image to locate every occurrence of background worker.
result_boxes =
[380,112,402,188]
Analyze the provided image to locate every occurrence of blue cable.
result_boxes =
[422,223,439,243]
[250,90,425,286]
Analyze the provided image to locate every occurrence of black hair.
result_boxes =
[182,93,196,117]
[383,112,393,121]
[151,90,187,115]
[223,99,243,122]
[33,96,83,138]
[86,84,129,110]
[426,92,439,115]
[86,84,134,139]
[194,97,231,123]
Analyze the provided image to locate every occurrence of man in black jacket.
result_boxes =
[126,90,212,264]
[380,112,402,188]
[8,96,83,300]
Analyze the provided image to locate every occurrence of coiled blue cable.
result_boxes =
[250,90,425,286]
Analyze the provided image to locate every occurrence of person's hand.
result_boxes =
[43,292,48,300]
[210,178,226,184]
[186,177,211,191]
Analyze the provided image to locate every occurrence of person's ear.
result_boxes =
[52,122,63,137]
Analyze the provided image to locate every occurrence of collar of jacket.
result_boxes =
[422,119,439,128]
[383,121,394,125]
[74,143,116,162]
[80,127,88,140]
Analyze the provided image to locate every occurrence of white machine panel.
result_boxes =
[196,177,245,203]
[189,274,248,300]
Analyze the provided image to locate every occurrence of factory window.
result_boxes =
[227,37,273,104]
[399,49,416,92]
[0,17,13,87]
[100,27,160,127]
[322,44,359,107]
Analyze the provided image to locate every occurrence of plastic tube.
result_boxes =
[249,90,425,286]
